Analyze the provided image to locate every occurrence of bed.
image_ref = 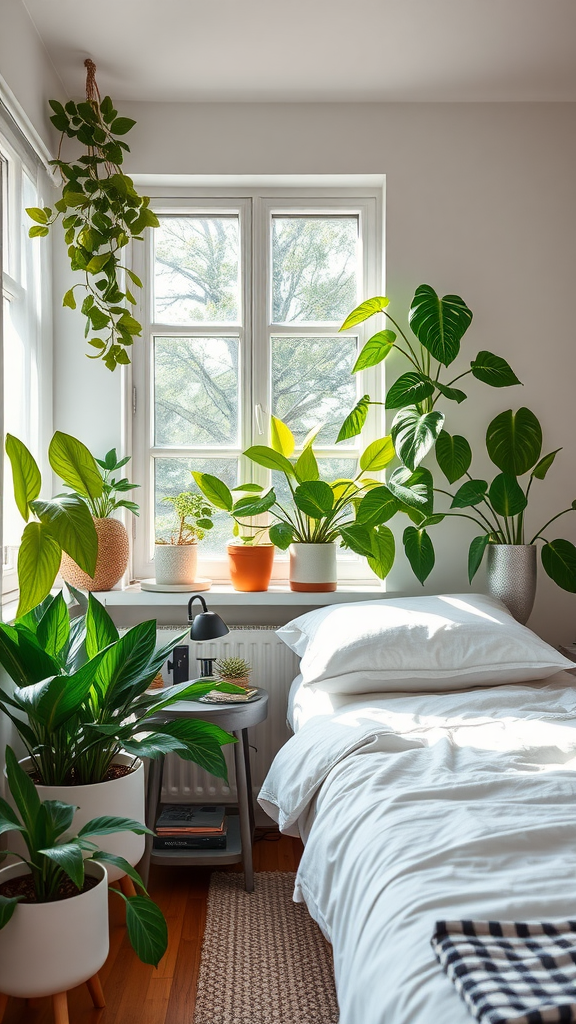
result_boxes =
[259,594,576,1024]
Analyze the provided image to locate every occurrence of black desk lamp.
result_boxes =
[188,594,229,678]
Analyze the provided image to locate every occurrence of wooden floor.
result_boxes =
[3,832,303,1024]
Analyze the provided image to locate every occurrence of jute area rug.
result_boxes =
[193,871,339,1024]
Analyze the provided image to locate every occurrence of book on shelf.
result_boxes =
[156,804,226,833]
[153,831,228,851]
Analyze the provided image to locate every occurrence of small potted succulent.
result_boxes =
[0,747,167,1016]
[215,656,252,690]
[155,491,215,586]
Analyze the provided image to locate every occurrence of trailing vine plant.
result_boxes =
[26,59,159,370]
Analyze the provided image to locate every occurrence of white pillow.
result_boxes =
[276,593,573,694]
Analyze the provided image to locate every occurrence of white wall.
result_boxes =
[0,0,64,150]
[51,100,576,645]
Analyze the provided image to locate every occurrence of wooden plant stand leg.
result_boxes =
[119,874,137,897]
[0,992,8,1023]
[52,992,69,1024]
[86,973,106,1009]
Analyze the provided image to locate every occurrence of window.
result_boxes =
[132,189,382,582]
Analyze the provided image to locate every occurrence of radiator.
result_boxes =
[155,626,300,823]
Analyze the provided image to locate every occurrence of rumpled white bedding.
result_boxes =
[259,672,576,1024]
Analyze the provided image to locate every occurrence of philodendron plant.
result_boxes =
[0,747,167,966]
[193,416,400,580]
[0,591,239,786]
[427,407,576,591]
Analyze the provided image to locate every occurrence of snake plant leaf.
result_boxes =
[269,522,294,550]
[468,535,491,582]
[244,446,296,477]
[353,330,396,372]
[403,526,435,585]
[485,408,542,476]
[385,372,435,410]
[359,436,395,472]
[368,525,396,580]
[531,449,562,481]
[387,466,434,516]
[408,285,473,367]
[30,496,98,577]
[294,481,334,519]
[17,523,62,618]
[355,486,399,526]
[435,431,472,484]
[270,416,295,457]
[294,445,319,482]
[470,351,522,388]
[232,491,276,518]
[488,474,528,517]
[48,431,103,499]
[340,296,389,331]
[336,395,371,443]
[391,407,445,471]
[124,895,168,967]
[450,479,488,509]
[5,434,41,522]
[541,539,576,593]
[191,472,233,511]
[434,381,467,404]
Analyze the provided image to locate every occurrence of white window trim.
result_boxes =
[130,185,384,585]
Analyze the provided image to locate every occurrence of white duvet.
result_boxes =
[259,674,576,1024]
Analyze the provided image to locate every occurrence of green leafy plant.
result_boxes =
[26,60,158,370]
[157,492,215,545]
[215,657,251,681]
[430,407,576,591]
[0,747,167,966]
[193,416,402,580]
[0,592,241,786]
[85,447,139,518]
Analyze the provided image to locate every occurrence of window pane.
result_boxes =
[154,336,239,446]
[272,216,358,323]
[154,458,238,555]
[271,336,357,447]
[154,216,240,324]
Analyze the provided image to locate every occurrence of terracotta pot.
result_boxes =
[155,542,198,585]
[227,543,274,592]
[289,542,337,592]
[60,517,129,592]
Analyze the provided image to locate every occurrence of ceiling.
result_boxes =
[23,0,576,103]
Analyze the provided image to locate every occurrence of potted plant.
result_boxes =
[0,747,167,1017]
[428,407,576,622]
[0,591,239,880]
[155,491,215,586]
[215,656,252,689]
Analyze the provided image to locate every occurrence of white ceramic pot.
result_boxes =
[289,542,337,592]
[15,753,145,883]
[0,861,108,998]
[154,542,198,585]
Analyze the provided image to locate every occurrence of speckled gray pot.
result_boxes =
[486,544,537,624]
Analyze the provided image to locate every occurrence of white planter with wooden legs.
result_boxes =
[0,860,108,1023]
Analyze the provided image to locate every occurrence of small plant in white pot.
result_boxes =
[0,747,167,1019]
[155,491,215,586]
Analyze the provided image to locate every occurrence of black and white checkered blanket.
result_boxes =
[431,920,576,1024]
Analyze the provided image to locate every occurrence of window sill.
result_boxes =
[93,582,385,608]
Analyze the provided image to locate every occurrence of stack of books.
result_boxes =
[153,804,227,850]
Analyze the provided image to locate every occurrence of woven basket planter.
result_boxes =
[60,517,129,592]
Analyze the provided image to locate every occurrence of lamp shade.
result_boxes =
[188,595,229,641]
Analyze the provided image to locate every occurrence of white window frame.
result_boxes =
[131,186,383,584]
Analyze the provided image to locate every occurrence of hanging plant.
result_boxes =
[26,59,158,370]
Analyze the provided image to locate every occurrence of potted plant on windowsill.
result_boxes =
[155,491,216,587]
[0,747,167,1019]
[0,591,240,881]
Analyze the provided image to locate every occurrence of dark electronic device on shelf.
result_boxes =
[167,645,189,686]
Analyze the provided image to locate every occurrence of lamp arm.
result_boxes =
[188,594,208,621]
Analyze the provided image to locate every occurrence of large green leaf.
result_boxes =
[485,408,542,476]
[94,619,157,707]
[403,527,435,584]
[85,593,119,659]
[153,719,235,781]
[531,449,562,481]
[434,381,467,404]
[0,896,23,928]
[541,539,576,593]
[244,446,296,477]
[120,733,191,759]
[78,815,152,837]
[468,535,490,582]
[367,525,395,579]
[190,472,233,511]
[336,395,371,443]
[30,496,98,576]
[408,285,473,367]
[385,372,434,410]
[40,800,76,844]
[435,431,472,484]
[36,592,70,660]
[5,434,41,521]
[340,523,374,558]
[488,474,528,517]
[353,330,396,372]
[450,479,488,509]
[359,436,395,473]
[355,486,399,526]
[40,842,85,890]
[294,481,334,519]
[231,491,276,518]
[391,407,445,471]
[387,466,434,515]
[269,523,294,549]
[270,416,295,457]
[340,296,389,331]
[294,446,319,483]
[4,746,41,841]
[48,432,103,499]
[16,654,105,730]
[17,523,62,618]
[470,351,521,388]
[124,895,168,967]
[0,620,60,687]
[93,852,148,894]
